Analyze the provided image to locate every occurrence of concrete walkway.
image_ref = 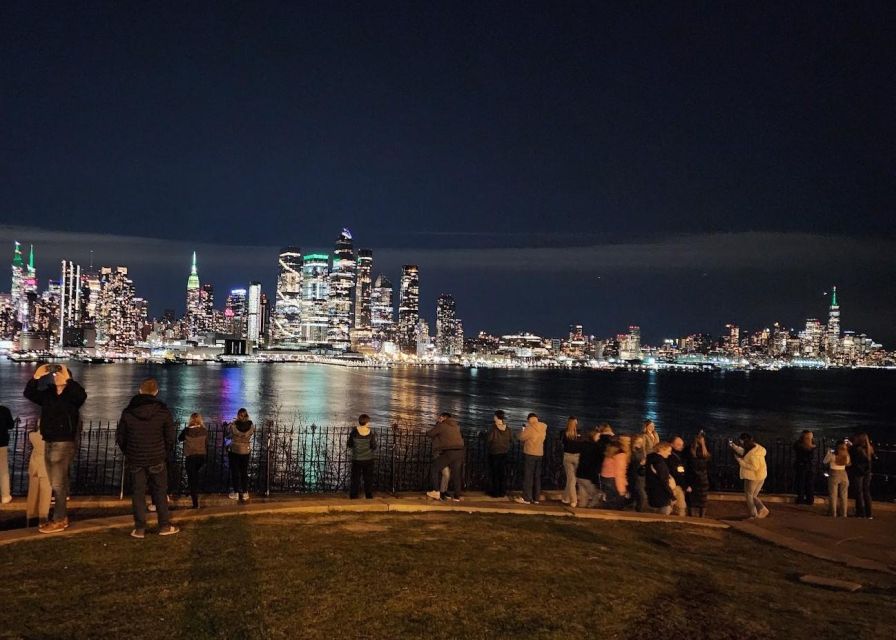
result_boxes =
[2,492,894,576]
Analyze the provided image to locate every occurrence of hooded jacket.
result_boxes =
[227,420,256,455]
[645,452,675,508]
[487,423,512,455]
[23,378,87,442]
[116,394,175,466]
[519,420,547,456]
[733,443,768,481]
[426,417,464,454]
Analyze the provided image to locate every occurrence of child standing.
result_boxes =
[178,413,209,508]
[347,414,377,499]
[26,425,51,526]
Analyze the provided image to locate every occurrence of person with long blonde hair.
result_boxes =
[642,420,660,451]
[628,434,648,512]
[178,412,208,508]
[561,416,583,507]
[849,433,875,518]
[823,440,850,517]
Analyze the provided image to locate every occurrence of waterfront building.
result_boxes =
[724,323,741,356]
[9,242,25,333]
[0,294,15,340]
[247,281,263,346]
[619,325,642,360]
[300,253,330,344]
[826,286,840,358]
[370,274,394,346]
[59,260,83,347]
[354,249,373,330]
[271,246,303,346]
[327,229,356,349]
[453,318,464,355]
[498,333,548,359]
[800,318,824,358]
[567,324,586,357]
[184,252,202,337]
[225,288,248,338]
[435,293,463,356]
[397,265,420,354]
[415,318,431,357]
[96,266,137,352]
[200,283,215,333]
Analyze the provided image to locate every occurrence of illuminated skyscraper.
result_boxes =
[301,254,330,344]
[247,281,262,345]
[96,266,137,351]
[200,283,215,333]
[826,286,840,357]
[397,265,420,354]
[10,242,25,332]
[370,274,394,344]
[800,318,824,357]
[225,288,248,337]
[327,229,355,348]
[271,246,303,345]
[354,249,373,331]
[435,293,463,356]
[59,260,82,347]
[184,251,202,337]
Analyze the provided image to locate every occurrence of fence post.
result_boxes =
[265,421,272,498]
[391,422,398,495]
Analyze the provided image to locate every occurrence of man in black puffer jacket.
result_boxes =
[116,378,178,538]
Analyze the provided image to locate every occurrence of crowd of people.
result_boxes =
[793,429,877,518]
[0,365,880,538]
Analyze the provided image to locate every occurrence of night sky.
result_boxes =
[2,3,894,345]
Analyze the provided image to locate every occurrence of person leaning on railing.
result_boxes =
[425,412,464,502]
[849,433,876,519]
[178,413,209,509]
[23,364,87,534]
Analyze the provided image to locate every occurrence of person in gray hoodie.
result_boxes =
[227,408,256,503]
[178,412,208,508]
[426,412,465,501]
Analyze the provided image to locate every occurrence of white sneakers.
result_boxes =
[425,491,441,500]
[228,492,239,500]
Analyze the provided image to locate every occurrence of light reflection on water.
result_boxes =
[0,361,893,440]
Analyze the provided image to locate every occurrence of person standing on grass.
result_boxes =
[560,416,582,507]
[628,434,648,512]
[26,424,51,526]
[642,419,660,451]
[667,435,688,516]
[685,432,711,517]
[598,437,628,509]
[227,408,255,503]
[730,433,769,519]
[425,412,465,501]
[515,413,547,505]
[849,433,876,519]
[645,442,675,515]
[0,404,13,504]
[486,410,512,498]
[116,378,178,538]
[792,430,816,505]
[575,429,602,508]
[347,414,377,499]
[178,413,208,509]
[23,363,87,534]
[823,440,850,518]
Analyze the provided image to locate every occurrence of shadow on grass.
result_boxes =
[178,514,265,639]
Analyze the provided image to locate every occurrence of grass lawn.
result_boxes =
[1,512,894,639]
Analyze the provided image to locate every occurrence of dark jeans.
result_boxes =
[431,449,464,498]
[185,455,206,507]
[522,454,542,503]
[854,472,873,517]
[229,452,250,494]
[600,476,624,509]
[130,462,170,530]
[794,465,814,504]
[45,441,75,522]
[488,453,507,497]
[350,460,374,498]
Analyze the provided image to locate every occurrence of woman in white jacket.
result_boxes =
[729,433,769,519]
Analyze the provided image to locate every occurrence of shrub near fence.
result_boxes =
[4,418,896,501]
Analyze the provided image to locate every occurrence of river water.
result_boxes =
[1,361,893,442]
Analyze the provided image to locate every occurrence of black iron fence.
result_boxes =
[4,418,896,501]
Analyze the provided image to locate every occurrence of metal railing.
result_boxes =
[4,418,896,501]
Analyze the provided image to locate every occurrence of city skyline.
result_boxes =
[0,234,889,361]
